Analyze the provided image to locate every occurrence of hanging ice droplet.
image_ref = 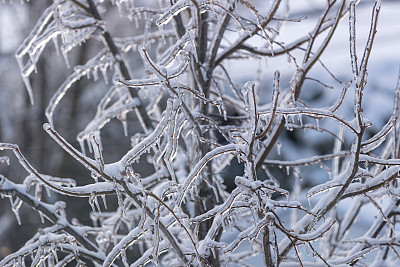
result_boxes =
[316,119,320,131]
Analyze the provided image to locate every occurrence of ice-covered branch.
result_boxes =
[3,0,400,265]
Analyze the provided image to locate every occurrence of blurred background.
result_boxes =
[0,0,399,261]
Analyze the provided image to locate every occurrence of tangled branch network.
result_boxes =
[1,0,400,266]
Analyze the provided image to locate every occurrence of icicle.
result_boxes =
[62,50,70,68]
[52,36,60,56]
[22,76,34,105]
[286,166,290,175]
[87,138,93,154]
[51,242,59,263]
[308,196,312,210]
[38,211,45,224]
[276,142,282,156]
[122,118,128,137]
[44,184,51,198]
[298,113,303,126]
[11,198,23,225]
[158,24,166,44]
[89,192,98,213]
[133,15,139,28]
[291,91,296,106]
[291,114,296,123]
[101,65,109,84]
[90,132,104,172]
[94,195,101,212]
[101,194,107,209]
[210,245,216,259]
[92,67,99,81]
[28,52,38,74]
[316,119,320,131]
[268,224,278,267]
[35,183,42,200]
[114,179,126,216]
[79,139,86,156]
[328,169,332,180]
[283,114,289,129]
[71,240,78,255]
[116,1,123,16]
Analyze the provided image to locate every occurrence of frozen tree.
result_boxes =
[1,0,400,266]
